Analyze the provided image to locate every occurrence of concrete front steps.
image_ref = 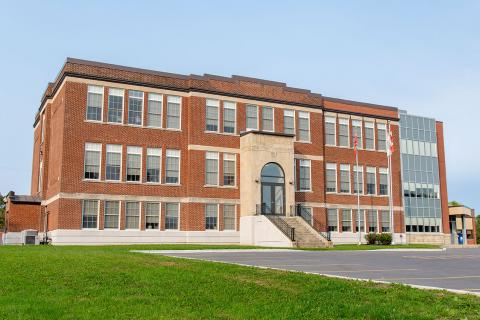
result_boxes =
[282,216,331,248]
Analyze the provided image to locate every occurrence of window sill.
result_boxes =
[163,183,181,186]
[296,190,313,193]
[204,130,239,136]
[204,185,237,189]
[82,120,182,132]
[295,140,311,144]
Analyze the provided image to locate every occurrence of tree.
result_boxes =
[449,200,462,207]
[0,193,5,230]
[476,215,480,245]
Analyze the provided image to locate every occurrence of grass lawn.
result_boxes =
[0,245,478,319]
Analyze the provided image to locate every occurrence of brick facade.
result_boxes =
[6,57,448,244]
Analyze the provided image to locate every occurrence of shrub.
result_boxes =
[377,233,392,245]
[365,233,377,245]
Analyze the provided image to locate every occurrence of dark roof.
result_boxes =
[8,195,42,204]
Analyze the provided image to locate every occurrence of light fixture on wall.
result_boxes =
[255,178,259,183]
[289,181,294,185]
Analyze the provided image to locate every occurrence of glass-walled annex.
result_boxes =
[399,110,442,233]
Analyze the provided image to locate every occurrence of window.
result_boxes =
[82,200,98,229]
[377,123,387,151]
[104,201,120,229]
[262,106,274,131]
[352,120,362,149]
[326,163,337,192]
[223,204,236,230]
[339,164,350,193]
[166,96,181,129]
[355,210,364,232]
[365,121,375,150]
[223,101,236,133]
[379,168,388,195]
[165,203,179,230]
[145,202,160,230]
[106,144,122,181]
[128,90,143,125]
[125,202,140,229]
[325,116,336,146]
[126,146,142,182]
[206,99,219,132]
[298,159,311,191]
[147,93,162,127]
[341,209,351,232]
[205,152,219,185]
[298,111,310,141]
[84,143,101,180]
[381,210,390,232]
[146,148,161,183]
[246,105,258,130]
[165,149,180,184]
[86,85,103,121]
[327,209,338,232]
[339,118,349,147]
[205,204,218,230]
[366,167,376,195]
[38,160,43,192]
[368,210,377,232]
[223,153,236,186]
[284,110,295,135]
[108,88,124,123]
[353,165,363,194]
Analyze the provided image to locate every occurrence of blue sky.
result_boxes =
[0,1,479,210]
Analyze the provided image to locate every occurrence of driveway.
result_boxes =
[138,248,480,295]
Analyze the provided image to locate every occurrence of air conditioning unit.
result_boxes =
[21,230,39,245]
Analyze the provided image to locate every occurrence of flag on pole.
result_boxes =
[387,125,394,156]
[353,134,358,156]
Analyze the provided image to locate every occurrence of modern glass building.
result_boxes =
[399,110,442,233]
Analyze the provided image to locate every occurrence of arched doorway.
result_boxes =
[260,163,285,215]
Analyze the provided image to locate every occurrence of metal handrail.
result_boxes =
[293,205,331,241]
[256,204,295,241]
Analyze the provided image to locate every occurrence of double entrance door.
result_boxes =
[261,182,285,215]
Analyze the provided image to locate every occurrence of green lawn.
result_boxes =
[0,245,478,320]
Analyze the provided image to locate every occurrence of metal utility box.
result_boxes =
[21,230,39,245]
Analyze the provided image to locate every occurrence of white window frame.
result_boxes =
[205,203,220,231]
[166,95,182,130]
[41,113,46,143]
[377,123,387,151]
[353,165,364,195]
[222,204,237,231]
[338,118,350,147]
[327,208,338,232]
[245,104,259,131]
[352,119,362,149]
[147,93,163,128]
[104,200,121,230]
[205,99,220,132]
[366,166,376,195]
[105,144,122,182]
[298,159,312,192]
[223,153,236,187]
[107,88,124,124]
[82,199,100,230]
[297,111,311,142]
[261,106,274,132]
[145,201,161,230]
[146,148,162,184]
[125,201,141,230]
[84,142,102,181]
[325,163,337,193]
[222,101,237,134]
[379,167,389,196]
[341,208,352,232]
[364,121,375,150]
[165,149,181,185]
[126,146,142,183]
[86,85,104,122]
[205,151,220,186]
[165,202,180,231]
[283,109,295,135]
[325,116,336,146]
[339,164,351,194]
[127,90,144,126]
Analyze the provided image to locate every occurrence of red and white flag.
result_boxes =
[387,125,394,156]
[353,134,358,156]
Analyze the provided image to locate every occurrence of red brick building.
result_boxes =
[3,58,451,245]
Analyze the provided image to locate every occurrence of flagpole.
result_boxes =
[355,135,361,245]
[388,123,395,245]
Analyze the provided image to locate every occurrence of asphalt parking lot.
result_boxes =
[139,248,480,295]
